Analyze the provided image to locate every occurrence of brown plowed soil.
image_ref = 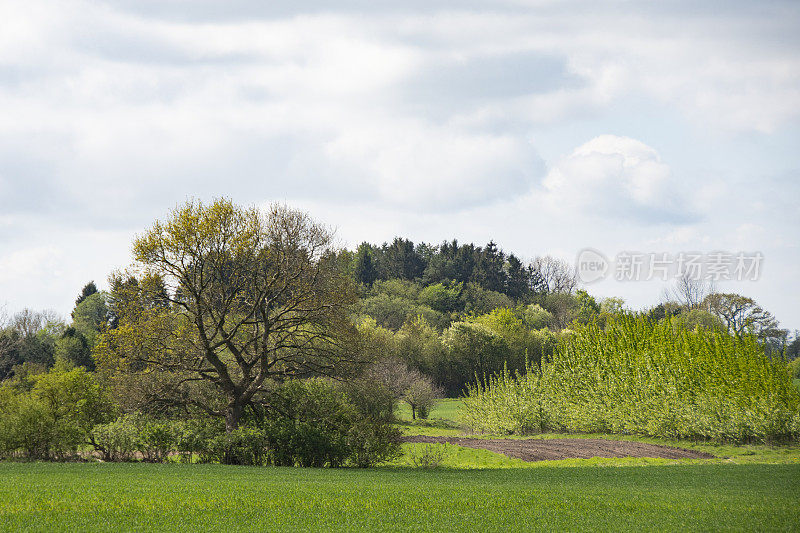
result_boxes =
[402,436,714,462]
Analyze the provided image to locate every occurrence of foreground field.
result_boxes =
[1,462,798,532]
[3,399,797,531]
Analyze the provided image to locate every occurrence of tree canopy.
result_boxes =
[95,200,359,431]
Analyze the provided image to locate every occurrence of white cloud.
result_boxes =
[0,246,62,285]
[542,135,692,223]
[0,0,798,328]
[323,119,540,210]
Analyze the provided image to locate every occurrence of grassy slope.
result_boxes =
[1,462,798,532]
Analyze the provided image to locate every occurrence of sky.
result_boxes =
[0,0,798,330]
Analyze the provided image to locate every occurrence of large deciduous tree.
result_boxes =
[702,292,785,342]
[95,199,359,431]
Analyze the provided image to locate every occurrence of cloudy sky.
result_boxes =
[1,0,799,329]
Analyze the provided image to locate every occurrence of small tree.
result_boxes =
[363,356,439,419]
[403,377,438,420]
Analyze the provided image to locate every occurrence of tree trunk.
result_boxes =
[225,402,243,432]
[411,405,416,420]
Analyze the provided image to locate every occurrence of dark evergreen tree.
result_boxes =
[383,238,425,281]
[75,281,98,307]
[471,241,506,293]
[353,243,379,287]
[504,254,531,299]
[452,242,477,283]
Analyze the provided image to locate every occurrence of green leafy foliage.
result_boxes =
[463,315,800,443]
[0,367,115,459]
[262,378,402,467]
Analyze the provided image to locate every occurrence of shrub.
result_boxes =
[0,367,114,460]
[262,378,401,467]
[346,419,402,468]
[176,418,223,463]
[408,443,449,468]
[90,415,139,461]
[137,418,178,462]
[205,427,269,466]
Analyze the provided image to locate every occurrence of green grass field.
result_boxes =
[3,398,798,531]
[1,462,798,532]
[395,397,463,424]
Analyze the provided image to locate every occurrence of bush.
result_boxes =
[205,427,269,466]
[89,414,180,463]
[176,418,223,463]
[0,367,114,460]
[262,378,401,467]
[137,418,178,462]
[408,443,449,468]
[90,415,139,461]
[346,419,402,468]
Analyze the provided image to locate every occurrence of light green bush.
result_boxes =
[0,367,114,460]
[89,415,139,461]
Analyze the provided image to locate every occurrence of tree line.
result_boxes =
[1,198,797,465]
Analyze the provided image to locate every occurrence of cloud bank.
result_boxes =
[0,0,798,328]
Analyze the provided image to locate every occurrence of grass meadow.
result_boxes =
[1,398,798,531]
[1,462,798,532]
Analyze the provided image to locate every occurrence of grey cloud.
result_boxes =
[71,27,256,66]
[0,144,64,216]
[100,0,528,23]
[399,52,581,116]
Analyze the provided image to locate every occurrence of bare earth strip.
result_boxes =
[402,436,715,462]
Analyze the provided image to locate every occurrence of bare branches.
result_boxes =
[663,274,715,309]
[529,256,578,294]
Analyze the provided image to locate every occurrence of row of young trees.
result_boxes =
[462,315,800,443]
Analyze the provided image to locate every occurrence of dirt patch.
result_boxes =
[402,436,714,462]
